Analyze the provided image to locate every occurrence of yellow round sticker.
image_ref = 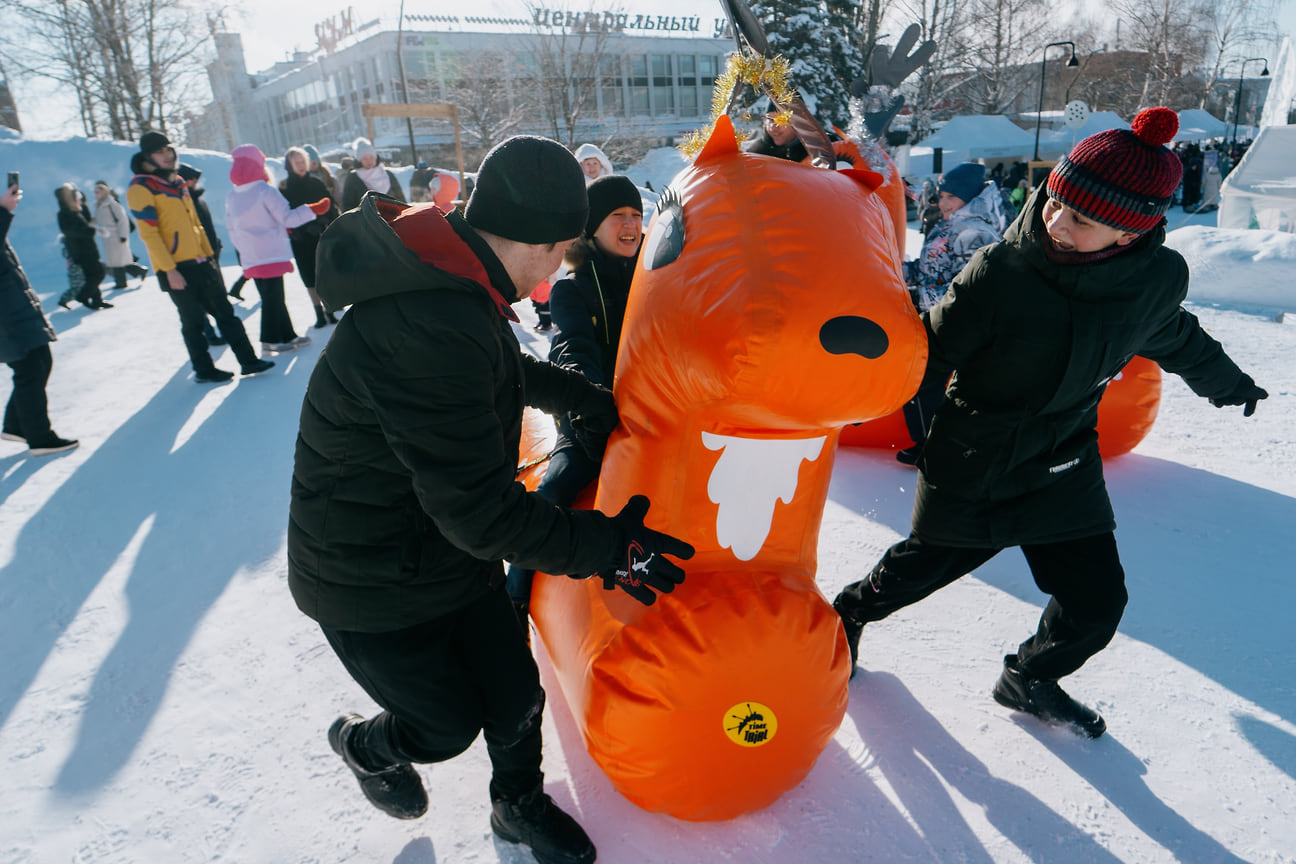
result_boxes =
[723,701,778,747]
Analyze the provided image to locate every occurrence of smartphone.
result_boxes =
[6,171,16,190]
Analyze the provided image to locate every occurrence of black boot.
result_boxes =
[328,714,428,820]
[992,654,1106,738]
[490,785,596,864]
[832,594,864,680]
[313,303,330,328]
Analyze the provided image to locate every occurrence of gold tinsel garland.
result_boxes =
[678,52,799,158]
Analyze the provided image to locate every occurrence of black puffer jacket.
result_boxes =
[0,208,56,364]
[57,203,100,267]
[548,242,637,389]
[288,195,622,632]
[914,186,1246,548]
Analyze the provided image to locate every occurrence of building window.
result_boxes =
[600,55,623,117]
[651,54,673,115]
[679,55,699,117]
[629,55,649,116]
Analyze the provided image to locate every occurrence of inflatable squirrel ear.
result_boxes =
[696,115,740,164]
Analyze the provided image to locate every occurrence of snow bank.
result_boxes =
[1167,225,1296,312]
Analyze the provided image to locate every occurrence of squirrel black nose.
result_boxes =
[820,316,889,359]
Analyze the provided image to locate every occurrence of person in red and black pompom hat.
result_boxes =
[833,106,1268,741]
[1046,106,1183,234]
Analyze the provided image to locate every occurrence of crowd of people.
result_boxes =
[2,117,1270,864]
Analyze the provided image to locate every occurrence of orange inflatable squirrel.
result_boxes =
[521,116,927,820]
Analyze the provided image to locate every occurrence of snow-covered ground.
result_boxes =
[1,135,1294,863]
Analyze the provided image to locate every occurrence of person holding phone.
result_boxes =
[1,177,79,456]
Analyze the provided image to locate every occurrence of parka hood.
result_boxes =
[315,193,519,320]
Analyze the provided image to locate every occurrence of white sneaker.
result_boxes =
[263,341,298,353]
[291,335,312,347]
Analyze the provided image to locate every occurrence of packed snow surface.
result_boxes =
[1,135,1293,863]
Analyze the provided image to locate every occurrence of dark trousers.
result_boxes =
[253,277,298,344]
[4,343,55,443]
[76,259,104,306]
[505,441,600,605]
[837,532,1128,681]
[321,584,545,801]
[109,263,149,289]
[163,259,258,373]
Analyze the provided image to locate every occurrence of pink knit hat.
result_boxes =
[229,144,267,186]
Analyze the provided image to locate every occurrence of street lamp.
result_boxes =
[1230,57,1269,152]
[1033,41,1079,161]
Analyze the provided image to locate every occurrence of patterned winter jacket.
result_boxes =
[906,182,1006,312]
[126,163,213,273]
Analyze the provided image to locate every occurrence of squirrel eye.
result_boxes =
[641,187,684,271]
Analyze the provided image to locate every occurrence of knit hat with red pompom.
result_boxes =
[1045,106,1183,233]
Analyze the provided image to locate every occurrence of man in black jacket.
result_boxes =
[833,108,1267,739]
[1,181,78,455]
[290,136,693,864]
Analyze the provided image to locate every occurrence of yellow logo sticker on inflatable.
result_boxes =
[724,701,778,747]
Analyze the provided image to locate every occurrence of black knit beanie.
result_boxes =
[584,175,642,238]
[465,136,588,244]
[139,131,171,154]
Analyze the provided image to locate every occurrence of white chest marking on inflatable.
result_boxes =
[701,432,827,561]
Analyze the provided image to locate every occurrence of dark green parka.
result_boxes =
[913,186,1246,548]
[288,195,621,632]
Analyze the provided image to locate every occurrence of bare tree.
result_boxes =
[960,0,1051,115]
[520,2,621,147]
[440,49,534,151]
[0,0,218,141]
[1196,0,1276,108]
[892,0,973,141]
[1110,0,1209,108]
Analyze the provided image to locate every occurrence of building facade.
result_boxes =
[191,3,736,161]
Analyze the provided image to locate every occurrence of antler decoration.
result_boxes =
[680,0,836,167]
[848,23,937,142]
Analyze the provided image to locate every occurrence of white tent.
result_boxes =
[1038,111,1130,157]
[1218,125,1296,232]
[1175,108,1230,142]
[915,115,1037,161]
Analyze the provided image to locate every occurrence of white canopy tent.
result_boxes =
[1038,111,1130,158]
[1175,108,1230,142]
[1218,125,1296,232]
[914,115,1037,161]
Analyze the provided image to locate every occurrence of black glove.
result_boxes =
[569,384,619,463]
[1209,374,1268,417]
[588,495,694,606]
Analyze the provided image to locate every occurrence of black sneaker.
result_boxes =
[832,594,864,680]
[992,654,1106,738]
[490,786,595,864]
[206,333,227,346]
[194,368,235,383]
[327,714,428,820]
[28,436,79,456]
[240,358,275,376]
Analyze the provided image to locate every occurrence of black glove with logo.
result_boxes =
[569,384,619,463]
[587,495,694,606]
[1209,374,1268,417]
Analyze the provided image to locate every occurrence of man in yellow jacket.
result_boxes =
[127,132,273,383]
